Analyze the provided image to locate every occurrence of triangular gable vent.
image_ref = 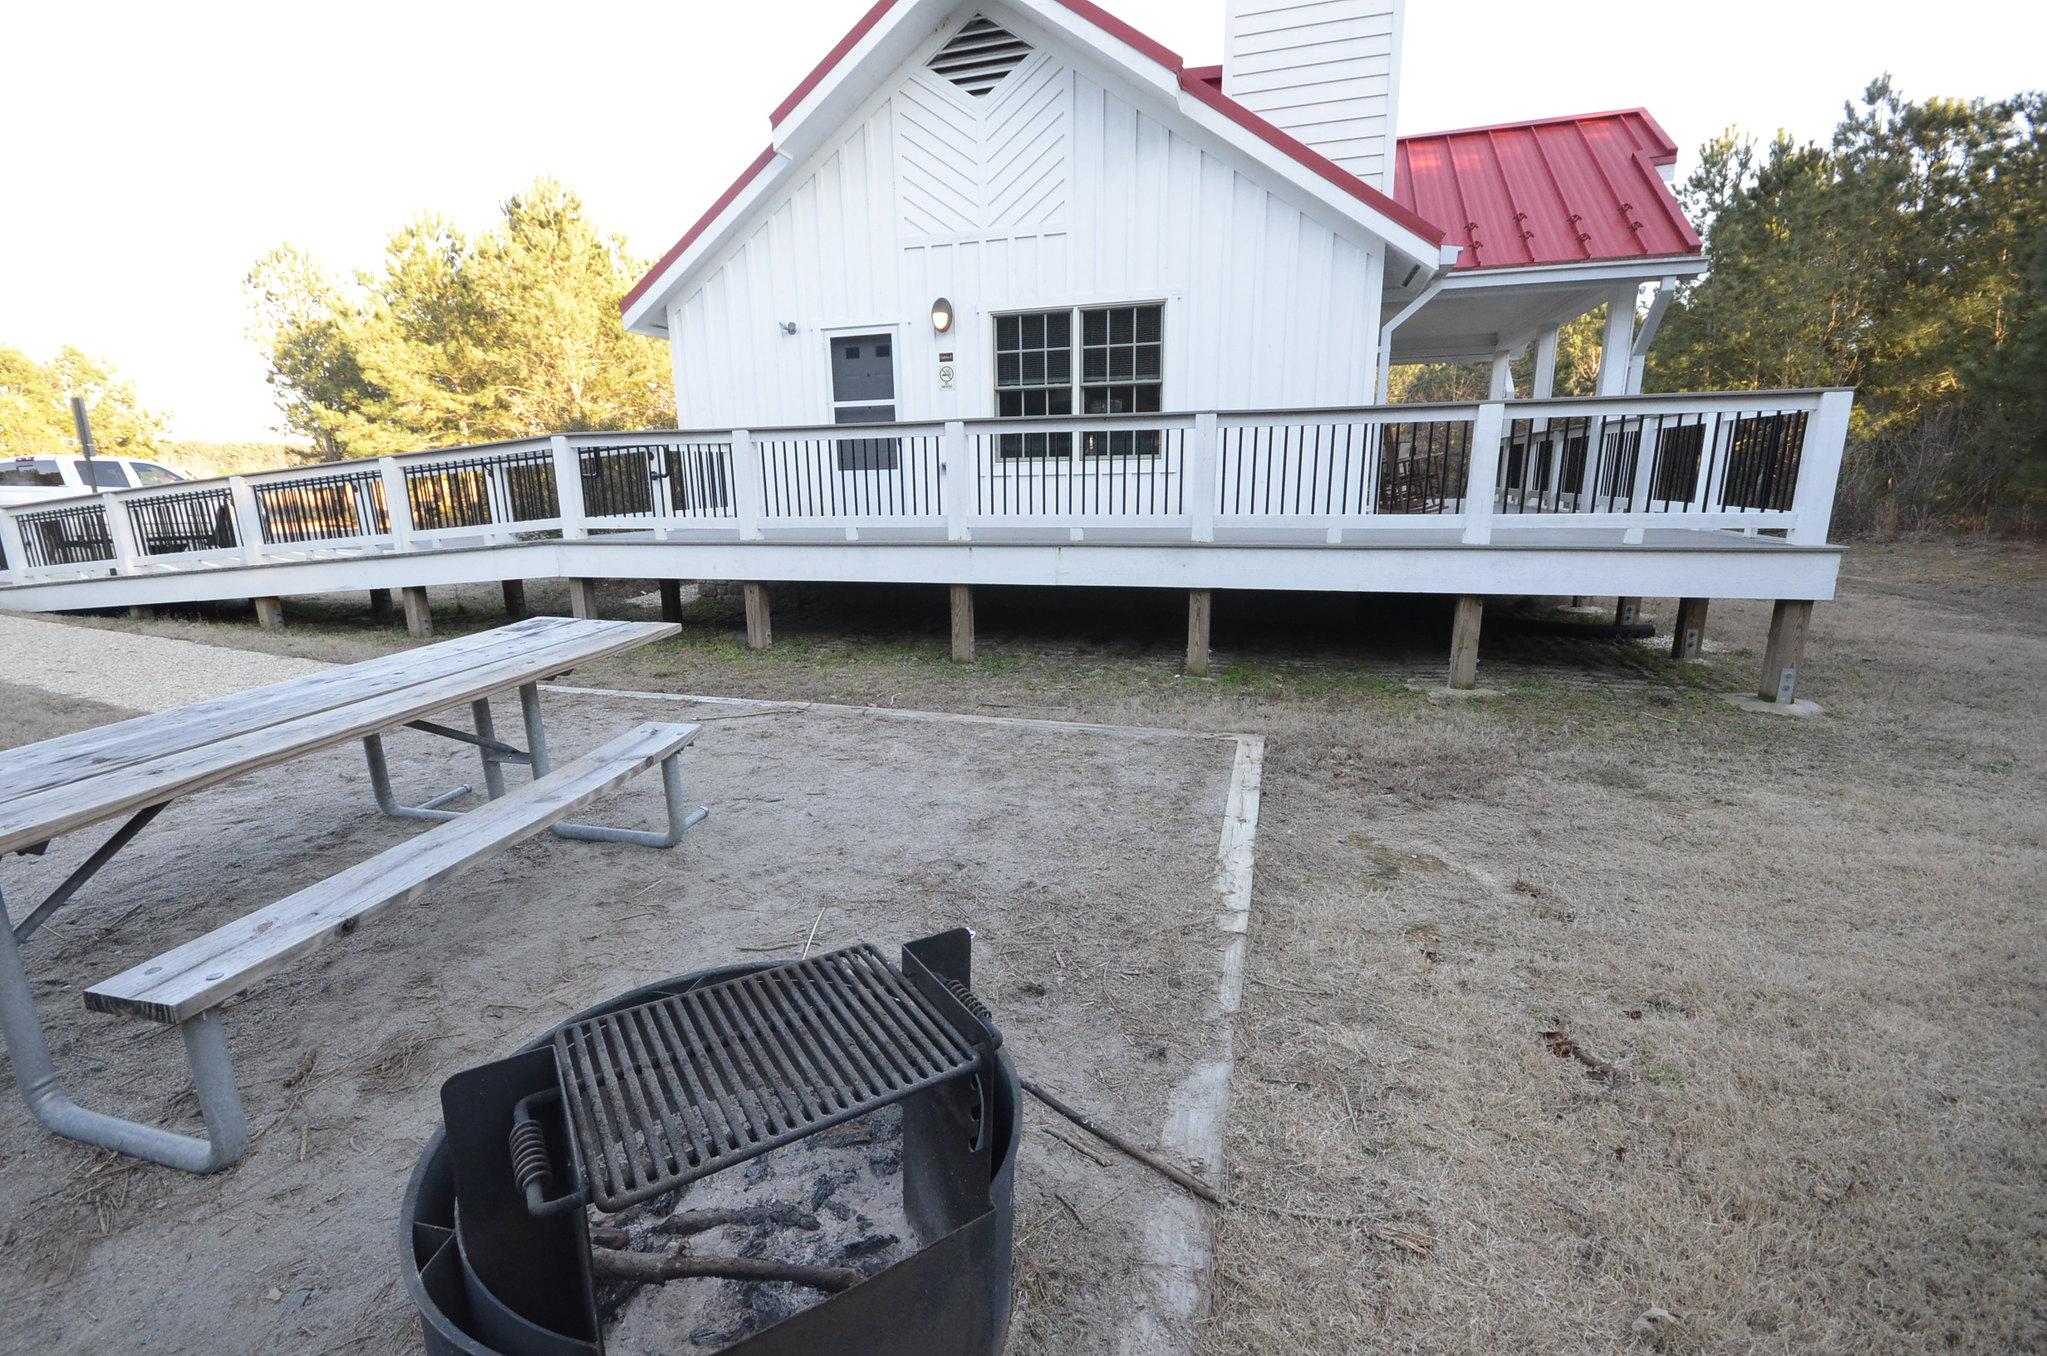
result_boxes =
[928,16,1031,96]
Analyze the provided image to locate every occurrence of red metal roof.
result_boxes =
[1393,109,1702,270]
[1186,70,1702,272]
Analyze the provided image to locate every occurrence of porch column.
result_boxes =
[1595,285,1639,510]
[567,578,600,620]
[1448,596,1483,690]
[658,580,684,623]
[1531,323,1563,503]
[1672,597,1710,660]
[501,579,527,618]
[401,586,433,639]
[1614,597,1642,627]
[1487,348,1517,399]
[1530,324,1561,399]
[253,596,284,631]
[369,588,392,622]
[743,582,773,650]
[1597,284,1637,397]
[1628,278,1678,394]
[949,585,975,663]
[1186,589,1213,677]
[1758,600,1814,704]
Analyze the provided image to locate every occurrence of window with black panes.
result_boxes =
[994,303,1162,457]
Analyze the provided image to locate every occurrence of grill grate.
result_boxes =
[553,943,986,1211]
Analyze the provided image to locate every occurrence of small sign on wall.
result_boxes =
[937,353,956,390]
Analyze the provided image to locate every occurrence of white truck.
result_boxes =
[2,454,218,569]
[0,453,188,508]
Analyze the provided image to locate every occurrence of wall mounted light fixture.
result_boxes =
[929,298,954,334]
[778,321,798,335]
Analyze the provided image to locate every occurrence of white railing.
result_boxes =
[0,389,1853,586]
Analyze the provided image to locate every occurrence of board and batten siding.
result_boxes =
[1222,0,1401,193]
[667,26,1386,430]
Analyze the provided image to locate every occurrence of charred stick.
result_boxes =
[654,1204,823,1236]
[590,1247,860,1293]
[1021,1077,1224,1207]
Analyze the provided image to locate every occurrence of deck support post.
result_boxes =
[378,457,415,553]
[401,586,432,639]
[252,596,284,631]
[501,579,527,619]
[369,588,392,622]
[1461,402,1506,544]
[659,580,684,623]
[941,422,972,542]
[1614,597,1642,627]
[1759,600,1813,703]
[126,606,150,622]
[99,491,140,576]
[1672,597,1710,660]
[567,578,600,620]
[949,584,975,663]
[1449,596,1484,690]
[1186,589,1212,677]
[743,582,773,650]
[1188,413,1219,542]
[0,509,28,586]
[551,436,588,540]
[224,476,265,568]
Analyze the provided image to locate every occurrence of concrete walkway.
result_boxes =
[0,615,328,713]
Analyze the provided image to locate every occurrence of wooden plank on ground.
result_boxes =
[0,617,584,800]
[86,721,702,1024]
[0,620,679,855]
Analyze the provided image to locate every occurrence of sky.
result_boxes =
[3,0,2042,443]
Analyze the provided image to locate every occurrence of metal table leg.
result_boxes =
[519,681,707,847]
[470,698,507,801]
[518,681,553,777]
[1,882,248,1172]
[363,733,471,823]
[364,682,705,846]
[551,752,710,848]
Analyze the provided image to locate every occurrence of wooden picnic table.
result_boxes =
[0,615,680,1171]
[0,615,675,856]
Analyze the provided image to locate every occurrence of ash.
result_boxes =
[601,1105,916,1353]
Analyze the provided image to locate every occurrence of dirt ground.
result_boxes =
[0,687,1237,1354]
[11,537,2047,1354]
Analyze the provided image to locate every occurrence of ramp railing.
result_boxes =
[0,389,1854,587]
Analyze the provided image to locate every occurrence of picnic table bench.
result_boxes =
[0,617,702,1172]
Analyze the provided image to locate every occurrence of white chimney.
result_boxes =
[1223,0,1404,194]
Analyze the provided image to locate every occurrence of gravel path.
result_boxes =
[0,613,327,712]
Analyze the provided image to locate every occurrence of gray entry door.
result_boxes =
[829,333,899,471]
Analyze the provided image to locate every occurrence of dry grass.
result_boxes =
[20,540,2047,1353]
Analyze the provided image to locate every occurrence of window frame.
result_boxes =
[990,300,1167,458]
[129,461,186,487]
[80,459,132,488]
[0,458,65,488]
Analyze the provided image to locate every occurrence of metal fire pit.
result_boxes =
[400,930,1019,1356]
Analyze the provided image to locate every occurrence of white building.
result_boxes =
[0,0,1852,703]
[621,0,1706,426]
